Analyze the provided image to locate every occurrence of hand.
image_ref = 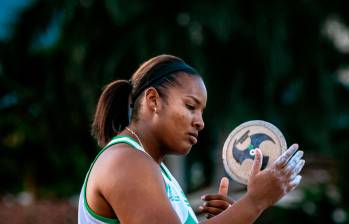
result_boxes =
[198,177,235,219]
[246,144,305,211]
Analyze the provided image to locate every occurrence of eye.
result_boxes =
[186,104,195,110]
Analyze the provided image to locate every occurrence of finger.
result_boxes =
[197,206,205,213]
[202,206,224,216]
[289,159,305,179]
[250,148,263,177]
[198,205,222,213]
[288,150,304,166]
[201,194,226,201]
[202,195,234,204]
[204,200,231,210]
[288,175,302,191]
[284,151,304,174]
[274,144,298,168]
[218,177,229,196]
[201,194,234,204]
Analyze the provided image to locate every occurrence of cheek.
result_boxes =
[170,108,191,127]
[160,108,191,140]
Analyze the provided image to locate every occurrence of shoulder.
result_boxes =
[91,143,164,196]
[91,144,180,223]
[95,143,162,183]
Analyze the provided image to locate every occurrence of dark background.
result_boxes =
[0,0,348,223]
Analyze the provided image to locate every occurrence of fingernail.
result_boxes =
[201,195,206,200]
[256,148,263,158]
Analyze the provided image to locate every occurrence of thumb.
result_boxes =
[250,148,263,177]
[218,177,229,196]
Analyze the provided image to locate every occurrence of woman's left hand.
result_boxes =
[198,177,235,219]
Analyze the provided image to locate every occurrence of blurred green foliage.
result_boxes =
[0,0,349,222]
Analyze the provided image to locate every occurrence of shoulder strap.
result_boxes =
[106,135,142,150]
[108,135,158,159]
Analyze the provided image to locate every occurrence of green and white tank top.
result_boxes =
[78,135,198,224]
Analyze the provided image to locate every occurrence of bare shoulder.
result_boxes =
[90,143,180,223]
[94,143,163,190]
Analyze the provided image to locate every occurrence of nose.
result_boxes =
[193,113,205,131]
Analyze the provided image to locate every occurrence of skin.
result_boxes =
[85,73,305,223]
[199,177,235,219]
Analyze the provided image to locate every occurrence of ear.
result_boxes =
[144,87,160,113]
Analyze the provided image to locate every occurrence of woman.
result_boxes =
[78,54,305,224]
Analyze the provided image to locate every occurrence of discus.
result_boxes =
[222,120,287,185]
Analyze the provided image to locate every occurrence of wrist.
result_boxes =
[243,193,267,214]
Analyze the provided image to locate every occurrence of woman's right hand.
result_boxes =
[246,144,305,211]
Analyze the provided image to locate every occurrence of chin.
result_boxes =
[168,139,194,155]
[181,144,193,155]
[173,144,192,155]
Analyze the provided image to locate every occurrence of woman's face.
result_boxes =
[156,73,207,155]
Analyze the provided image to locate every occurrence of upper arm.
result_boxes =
[98,147,181,224]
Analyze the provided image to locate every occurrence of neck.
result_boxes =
[121,123,165,164]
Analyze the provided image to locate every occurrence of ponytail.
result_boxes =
[91,80,132,147]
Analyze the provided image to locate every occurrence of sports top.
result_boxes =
[78,135,198,224]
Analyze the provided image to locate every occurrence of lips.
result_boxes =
[188,132,198,145]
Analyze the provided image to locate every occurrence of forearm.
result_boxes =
[200,194,264,224]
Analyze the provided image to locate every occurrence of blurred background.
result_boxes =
[1,0,349,223]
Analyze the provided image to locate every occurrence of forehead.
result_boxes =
[168,73,207,104]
